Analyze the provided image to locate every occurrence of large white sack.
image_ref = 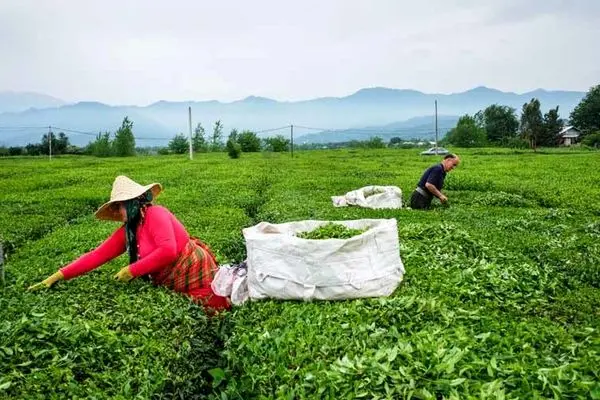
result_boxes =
[332,186,403,209]
[242,219,404,301]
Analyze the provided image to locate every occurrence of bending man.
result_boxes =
[410,154,460,210]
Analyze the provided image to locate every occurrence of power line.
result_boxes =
[293,129,451,137]
[2,126,176,141]
[293,125,328,131]
[293,125,452,134]
[51,127,98,137]
[0,126,48,130]
[254,125,291,134]
[131,136,169,141]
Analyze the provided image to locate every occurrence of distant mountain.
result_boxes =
[0,101,169,146]
[0,91,65,114]
[0,86,586,146]
[295,115,460,144]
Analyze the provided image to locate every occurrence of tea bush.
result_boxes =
[1,149,599,399]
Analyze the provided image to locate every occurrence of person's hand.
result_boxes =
[114,266,134,283]
[439,195,448,204]
[28,271,64,291]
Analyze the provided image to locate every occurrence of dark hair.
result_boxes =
[444,154,457,160]
[124,190,154,264]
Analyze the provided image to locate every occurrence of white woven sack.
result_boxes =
[331,186,403,209]
[242,218,404,301]
[210,264,236,297]
[231,273,249,305]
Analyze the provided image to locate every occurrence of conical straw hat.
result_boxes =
[95,175,162,221]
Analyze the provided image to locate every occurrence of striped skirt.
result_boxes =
[152,237,231,312]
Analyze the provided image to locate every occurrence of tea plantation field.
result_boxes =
[1,148,599,399]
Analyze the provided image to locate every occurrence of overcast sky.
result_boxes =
[1,0,598,105]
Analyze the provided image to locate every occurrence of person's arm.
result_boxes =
[425,167,448,202]
[425,182,447,202]
[60,227,127,280]
[128,208,179,277]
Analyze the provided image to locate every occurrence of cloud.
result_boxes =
[0,0,597,104]
[483,0,600,25]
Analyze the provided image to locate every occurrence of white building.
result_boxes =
[558,126,581,146]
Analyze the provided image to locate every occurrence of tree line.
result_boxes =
[164,120,291,158]
[0,117,139,157]
[443,84,600,149]
[0,132,74,156]
[0,117,292,158]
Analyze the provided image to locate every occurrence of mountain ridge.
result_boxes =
[0,86,587,146]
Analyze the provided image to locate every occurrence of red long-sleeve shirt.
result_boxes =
[60,206,190,280]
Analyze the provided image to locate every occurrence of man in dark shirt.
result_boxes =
[410,154,460,209]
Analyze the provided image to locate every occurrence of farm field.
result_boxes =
[1,148,599,399]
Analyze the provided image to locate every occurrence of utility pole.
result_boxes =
[48,126,52,161]
[290,124,294,158]
[435,100,438,149]
[188,106,193,160]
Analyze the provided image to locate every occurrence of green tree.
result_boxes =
[8,146,23,156]
[389,137,403,146]
[226,130,242,159]
[581,132,600,148]
[520,99,544,150]
[113,117,136,157]
[211,120,224,151]
[168,134,189,154]
[365,136,386,148]
[445,115,487,147]
[264,135,290,152]
[481,104,519,145]
[473,110,485,128]
[25,143,42,156]
[55,132,70,154]
[89,132,113,157]
[40,131,69,155]
[192,123,208,152]
[40,132,57,155]
[229,128,239,142]
[540,106,563,147]
[237,130,261,152]
[570,84,600,136]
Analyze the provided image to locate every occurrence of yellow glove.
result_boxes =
[28,271,64,291]
[114,266,134,283]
